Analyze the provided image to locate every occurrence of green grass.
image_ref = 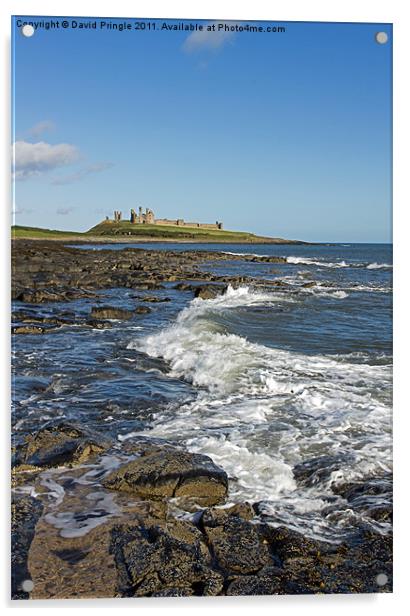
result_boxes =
[12,221,299,243]
[87,221,270,242]
[12,225,86,239]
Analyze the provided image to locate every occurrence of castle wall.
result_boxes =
[111,210,222,230]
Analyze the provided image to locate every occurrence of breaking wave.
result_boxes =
[287,256,392,270]
[127,286,392,541]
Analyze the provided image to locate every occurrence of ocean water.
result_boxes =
[12,243,392,542]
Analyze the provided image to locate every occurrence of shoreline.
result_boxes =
[12,234,310,245]
[11,240,392,598]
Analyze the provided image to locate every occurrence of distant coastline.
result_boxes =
[11,225,310,245]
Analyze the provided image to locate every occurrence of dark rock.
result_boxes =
[332,474,392,500]
[142,296,171,303]
[194,285,227,300]
[202,514,271,574]
[331,474,392,523]
[174,283,196,292]
[85,319,113,329]
[134,306,152,314]
[293,454,355,487]
[16,289,67,303]
[15,422,109,469]
[90,306,134,320]
[11,494,44,599]
[12,325,45,335]
[110,519,223,596]
[200,502,254,527]
[227,566,285,596]
[258,525,324,563]
[151,587,194,597]
[103,446,228,506]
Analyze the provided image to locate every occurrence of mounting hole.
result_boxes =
[21,579,34,592]
[376,573,388,586]
[22,24,35,37]
[375,31,388,45]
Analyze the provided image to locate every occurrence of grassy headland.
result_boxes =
[12,222,306,244]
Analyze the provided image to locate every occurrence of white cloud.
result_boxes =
[13,140,80,181]
[51,162,113,185]
[182,22,236,54]
[28,120,56,138]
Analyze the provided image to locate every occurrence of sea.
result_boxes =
[12,243,392,543]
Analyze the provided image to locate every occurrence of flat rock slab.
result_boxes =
[103,446,228,506]
[90,306,134,320]
[14,423,109,469]
[112,519,223,597]
[11,494,44,599]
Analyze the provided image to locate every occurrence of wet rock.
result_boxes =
[11,494,44,599]
[152,587,194,597]
[90,306,134,320]
[332,474,392,500]
[12,325,45,335]
[293,454,355,487]
[85,319,113,329]
[200,502,254,527]
[103,446,228,506]
[202,513,271,574]
[134,305,152,314]
[226,566,285,596]
[141,296,171,303]
[110,519,223,596]
[249,256,287,264]
[15,423,109,469]
[258,525,325,563]
[16,289,67,303]
[194,285,227,300]
[302,281,316,288]
[331,474,393,523]
[28,509,120,599]
[174,282,196,292]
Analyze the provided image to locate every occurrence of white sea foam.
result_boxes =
[367,262,392,270]
[127,286,392,539]
[287,256,392,270]
[287,256,350,268]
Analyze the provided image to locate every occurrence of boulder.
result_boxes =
[258,525,325,564]
[200,502,254,527]
[194,285,227,300]
[16,289,67,303]
[15,423,109,469]
[142,296,171,303]
[134,306,151,314]
[103,446,228,506]
[12,325,45,335]
[293,454,355,487]
[90,306,134,320]
[202,513,271,574]
[111,519,223,596]
[85,319,113,329]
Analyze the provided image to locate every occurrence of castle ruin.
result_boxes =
[109,207,223,230]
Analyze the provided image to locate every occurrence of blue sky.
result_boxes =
[12,17,392,242]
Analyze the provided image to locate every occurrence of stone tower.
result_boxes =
[145,208,155,224]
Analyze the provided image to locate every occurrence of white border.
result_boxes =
[2,1,409,614]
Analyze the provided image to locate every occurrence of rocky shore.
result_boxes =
[11,240,392,598]
[12,422,392,599]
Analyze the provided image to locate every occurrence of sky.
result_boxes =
[12,17,392,242]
